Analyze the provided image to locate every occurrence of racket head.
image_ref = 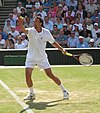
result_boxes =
[78,53,93,66]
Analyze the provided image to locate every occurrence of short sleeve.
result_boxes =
[46,30,55,44]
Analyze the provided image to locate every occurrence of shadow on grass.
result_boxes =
[19,100,97,113]
[19,99,70,113]
[27,99,64,110]
[19,99,64,112]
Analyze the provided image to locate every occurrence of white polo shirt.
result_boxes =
[26,27,55,61]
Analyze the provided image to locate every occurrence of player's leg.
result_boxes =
[24,68,35,100]
[25,68,33,88]
[44,68,69,100]
[44,68,61,85]
[24,59,36,100]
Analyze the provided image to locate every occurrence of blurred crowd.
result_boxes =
[0,0,100,49]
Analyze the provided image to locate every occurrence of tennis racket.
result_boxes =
[66,52,93,66]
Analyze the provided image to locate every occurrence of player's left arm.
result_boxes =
[52,41,73,57]
[48,30,71,56]
[52,41,66,55]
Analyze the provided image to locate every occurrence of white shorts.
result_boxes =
[25,58,50,69]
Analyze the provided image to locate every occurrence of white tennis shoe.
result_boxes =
[63,90,69,100]
[24,93,35,100]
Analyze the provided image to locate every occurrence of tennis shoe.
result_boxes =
[24,93,35,100]
[63,90,69,100]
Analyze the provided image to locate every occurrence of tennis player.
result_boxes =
[18,16,69,100]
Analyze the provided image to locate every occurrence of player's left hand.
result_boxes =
[62,49,67,55]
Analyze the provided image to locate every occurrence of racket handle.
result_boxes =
[66,52,73,57]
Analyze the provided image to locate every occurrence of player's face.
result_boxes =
[34,18,42,28]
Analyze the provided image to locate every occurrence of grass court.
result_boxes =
[0,66,100,113]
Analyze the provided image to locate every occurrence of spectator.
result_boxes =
[31,5,37,20]
[55,17,63,30]
[24,0,33,10]
[76,12,83,23]
[73,24,80,37]
[20,7,28,18]
[60,0,67,9]
[86,19,93,31]
[93,17,100,26]
[92,23,100,41]
[62,23,71,37]
[14,36,25,49]
[84,33,92,44]
[79,24,92,38]
[51,24,60,39]
[81,0,88,8]
[33,0,43,10]
[56,11,64,23]
[70,0,77,11]
[88,39,97,47]
[8,25,20,38]
[48,13,56,24]
[79,24,92,43]
[95,32,100,47]
[67,31,78,48]
[38,5,47,20]
[85,11,92,22]
[44,16,53,31]
[28,11,34,25]
[5,13,17,26]
[52,1,58,13]
[48,6,56,18]
[77,36,88,48]
[65,0,71,8]
[4,38,15,49]
[69,20,75,31]
[43,0,51,13]
[86,0,98,15]
[7,33,14,40]
[61,5,68,19]
[24,17,33,28]
[3,19,11,34]
[17,2,23,13]
[17,0,26,6]
[0,34,5,49]
[55,28,68,48]
[73,18,83,31]
[12,8,18,19]
[57,4,63,13]
[65,19,71,31]
[0,28,7,40]
[76,3,87,20]
[91,10,100,23]
[21,33,28,48]
[64,9,75,23]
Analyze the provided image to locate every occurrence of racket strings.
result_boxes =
[79,54,93,66]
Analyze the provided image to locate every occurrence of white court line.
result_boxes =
[0,65,100,69]
[0,80,33,113]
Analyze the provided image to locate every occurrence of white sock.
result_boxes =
[59,84,68,92]
[29,87,34,94]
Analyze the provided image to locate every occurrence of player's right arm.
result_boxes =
[18,16,28,34]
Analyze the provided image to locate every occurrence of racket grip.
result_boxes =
[66,52,73,57]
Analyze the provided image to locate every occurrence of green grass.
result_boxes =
[0,66,100,113]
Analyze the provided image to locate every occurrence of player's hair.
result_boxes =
[36,16,44,27]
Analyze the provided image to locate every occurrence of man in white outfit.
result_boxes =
[18,16,69,100]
